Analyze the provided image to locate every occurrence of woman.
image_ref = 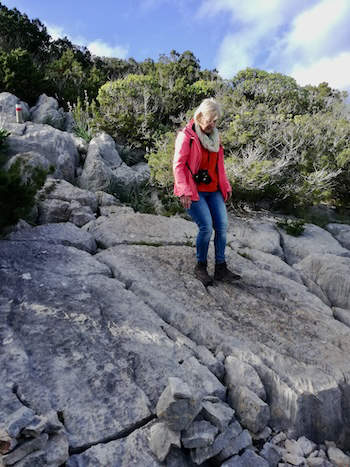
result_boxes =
[173,98,241,286]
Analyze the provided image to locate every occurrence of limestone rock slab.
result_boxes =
[281,224,350,266]
[228,217,283,257]
[85,211,197,248]
[295,254,350,309]
[7,222,97,254]
[326,223,350,250]
[67,422,161,467]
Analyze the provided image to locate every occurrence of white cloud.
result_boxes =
[291,52,350,90]
[87,40,128,59]
[283,0,350,62]
[46,24,66,41]
[46,22,128,59]
[199,0,350,90]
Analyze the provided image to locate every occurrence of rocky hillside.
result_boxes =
[1,92,350,466]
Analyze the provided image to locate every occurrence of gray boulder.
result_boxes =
[39,178,98,212]
[0,92,30,122]
[182,420,218,448]
[30,94,65,130]
[214,428,252,463]
[71,135,88,155]
[6,123,79,182]
[201,399,235,433]
[37,179,98,227]
[78,133,123,192]
[95,190,120,207]
[79,133,150,199]
[112,161,150,200]
[190,421,244,465]
[260,441,282,466]
[222,449,269,467]
[228,386,270,433]
[225,355,266,400]
[156,377,201,431]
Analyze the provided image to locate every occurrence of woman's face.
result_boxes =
[198,113,218,134]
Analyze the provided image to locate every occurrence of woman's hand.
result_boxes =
[226,191,232,202]
[180,195,192,209]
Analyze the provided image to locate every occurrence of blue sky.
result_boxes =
[3,0,350,92]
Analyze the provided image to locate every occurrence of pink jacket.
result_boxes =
[173,120,232,201]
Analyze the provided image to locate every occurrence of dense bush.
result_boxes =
[147,69,350,209]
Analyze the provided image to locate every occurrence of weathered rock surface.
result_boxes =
[7,222,97,253]
[295,253,350,309]
[281,223,350,265]
[326,223,350,250]
[228,217,284,257]
[67,422,161,466]
[84,211,197,247]
[2,208,350,464]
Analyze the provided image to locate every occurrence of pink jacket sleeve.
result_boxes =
[173,131,193,198]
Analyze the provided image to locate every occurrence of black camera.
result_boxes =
[193,169,212,184]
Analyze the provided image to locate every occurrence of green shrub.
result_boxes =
[0,129,47,232]
[97,74,164,151]
[276,218,305,236]
[68,91,100,142]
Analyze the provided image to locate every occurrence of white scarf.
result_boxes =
[195,121,220,153]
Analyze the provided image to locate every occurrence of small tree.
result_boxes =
[97,74,164,150]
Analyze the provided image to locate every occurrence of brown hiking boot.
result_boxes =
[194,262,213,287]
[214,262,241,283]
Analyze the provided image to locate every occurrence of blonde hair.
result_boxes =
[194,98,222,123]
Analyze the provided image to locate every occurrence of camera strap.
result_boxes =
[185,138,210,177]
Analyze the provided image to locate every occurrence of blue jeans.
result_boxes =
[187,191,228,264]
